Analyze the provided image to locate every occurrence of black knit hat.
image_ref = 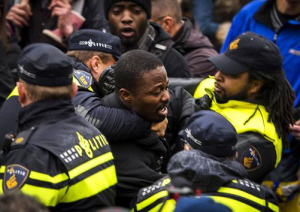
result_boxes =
[104,0,151,19]
[18,43,73,86]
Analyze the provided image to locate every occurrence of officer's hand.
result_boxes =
[152,118,168,137]
[194,94,212,111]
[98,65,115,96]
[6,0,32,28]
[290,119,300,141]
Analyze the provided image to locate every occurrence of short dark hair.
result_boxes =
[0,192,49,212]
[151,0,182,24]
[114,50,163,93]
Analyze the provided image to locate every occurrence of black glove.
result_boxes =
[98,65,115,96]
[194,94,212,110]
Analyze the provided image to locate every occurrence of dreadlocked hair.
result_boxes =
[249,69,295,147]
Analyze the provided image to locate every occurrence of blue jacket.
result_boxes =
[221,0,300,107]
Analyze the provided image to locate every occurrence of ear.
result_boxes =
[89,55,103,82]
[17,82,27,107]
[235,151,238,160]
[248,80,263,95]
[119,88,132,103]
[160,16,174,34]
[71,82,78,99]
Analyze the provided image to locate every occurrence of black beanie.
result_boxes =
[104,0,151,19]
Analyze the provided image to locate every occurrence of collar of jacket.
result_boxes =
[172,18,192,54]
[148,22,175,49]
[18,99,75,132]
[254,0,300,31]
[70,56,92,75]
[69,56,103,94]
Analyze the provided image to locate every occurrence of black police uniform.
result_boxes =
[0,43,117,212]
[0,100,117,212]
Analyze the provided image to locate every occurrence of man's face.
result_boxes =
[128,66,170,123]
[214,70,253,101]
[277,0,300,15]
[108,1,148,48]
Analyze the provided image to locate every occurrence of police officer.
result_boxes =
[0,29,155,148]
[132,110,279,212]
[0,44,117,212]
[194,32,295,182]
[67,29,120,97]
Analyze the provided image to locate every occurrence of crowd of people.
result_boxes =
[0,0,299,212]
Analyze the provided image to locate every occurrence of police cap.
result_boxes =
[18,43,73,86]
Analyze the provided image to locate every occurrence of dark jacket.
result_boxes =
[0,41,15,109]
[71,58,152,143]
[7,0,109,49]
[0,100,117,212]
[165,86,198,153]
[148,23,192,78]
[172,18,218,78]
[101,92,167,208]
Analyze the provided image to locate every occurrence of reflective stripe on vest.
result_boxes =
[7,86,19,100]
[207,185,279,212]
[194,78,282,167]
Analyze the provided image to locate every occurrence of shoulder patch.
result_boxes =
[242,145,262,171]
[11,127,36,147]
[3,165,30,193]
[74,70,92,89]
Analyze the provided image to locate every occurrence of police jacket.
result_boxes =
[0,60,152,147]
[0,100,117,212]
[101,92,167,208]
[132,150,279,212]
[147,23,192,78]
[194,77,279,182]
[221,0,300,107]
[172,18,217,78]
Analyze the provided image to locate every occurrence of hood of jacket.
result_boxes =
[173,18,215,52]
[167,150,248,192]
